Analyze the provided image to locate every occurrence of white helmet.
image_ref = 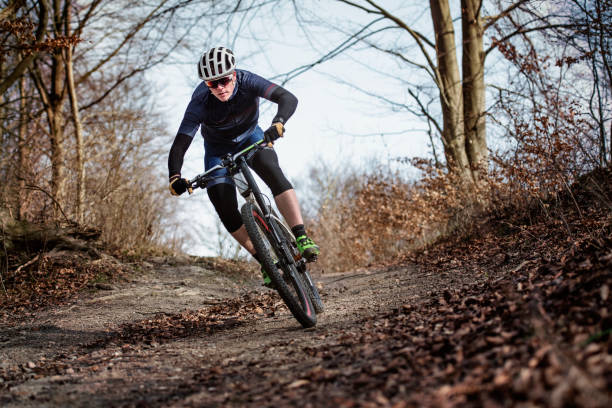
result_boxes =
[198,47,236,81]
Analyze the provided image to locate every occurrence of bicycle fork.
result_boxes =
[237,158,296,269]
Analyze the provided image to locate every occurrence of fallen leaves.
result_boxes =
[0,254,127,322]
[1,170,611,407]
[87,293,281,348]
[192,192,610,407]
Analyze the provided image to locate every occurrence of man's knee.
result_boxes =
[251,148,293,195]
[207,183,242,232]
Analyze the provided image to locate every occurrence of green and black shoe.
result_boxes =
[260,267,274,288]
[296,235,320,262]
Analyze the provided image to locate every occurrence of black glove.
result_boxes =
[263,122,284,145]
[169,174,192,196]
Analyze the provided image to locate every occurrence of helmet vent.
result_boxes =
[198,47,236,81]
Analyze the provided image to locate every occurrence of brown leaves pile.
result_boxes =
[225,225,611,407]
[289,165,611,406]
[0,255,126,323]
[89,293,281,348]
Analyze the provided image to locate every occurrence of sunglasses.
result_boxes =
[206,75,233,89]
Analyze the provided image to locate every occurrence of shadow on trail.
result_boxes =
[0,324,107,354]
[85,291,281,350]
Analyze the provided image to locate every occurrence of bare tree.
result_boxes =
[10,0,262,222]
[0,0,51,95]
[544,0,611,165]
[283,0,562,186]
[0,0,278,254]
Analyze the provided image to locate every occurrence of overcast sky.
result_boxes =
[150,2,445,256]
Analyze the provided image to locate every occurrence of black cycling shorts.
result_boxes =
[207,147,293,233]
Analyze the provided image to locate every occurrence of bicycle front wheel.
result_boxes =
[271,213,324,314]
[241,202,316,328]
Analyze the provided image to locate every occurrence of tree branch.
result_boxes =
[0,0,25,21]
[271,17,389,84]
[483,0,530,30]
[485,23,575,56]
[76,0,170,86]
[407,88,443,136]
[0,0,49,95]
[364,0,435,49]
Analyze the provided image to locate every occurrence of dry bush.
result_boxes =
[306,93,604,273]
[301,162,367,272]
[489,66,606,222]
[306,159,491,273]
[0,77,178,257]
[76,90,179,255]
[491,108,593,214]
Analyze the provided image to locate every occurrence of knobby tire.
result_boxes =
[241,202,316,328]
[272,215,324,314]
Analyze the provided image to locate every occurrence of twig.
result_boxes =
[24,184,74,226]
[510,259,531,273]
[14,254,40,274]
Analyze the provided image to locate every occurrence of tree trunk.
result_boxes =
[430,0,471,181]
[18,76,28,220]
[49,103,66,220]
[64,4,85,224]
[461,0,488,183]
[49,0,66,220]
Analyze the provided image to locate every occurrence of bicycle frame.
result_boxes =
[188,140,322,326]
[237,157,299,270]
[190,141,295,266]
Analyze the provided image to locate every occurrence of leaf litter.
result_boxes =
[1,175,611,407]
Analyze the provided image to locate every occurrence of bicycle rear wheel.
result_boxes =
[241,202,316,328]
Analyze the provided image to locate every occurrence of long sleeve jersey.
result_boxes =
[168,69,297,177]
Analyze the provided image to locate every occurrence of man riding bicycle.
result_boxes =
[167,47,320,286]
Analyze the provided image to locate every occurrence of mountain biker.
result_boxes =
[167,46,320,286]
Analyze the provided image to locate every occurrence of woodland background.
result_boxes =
[0,0,610,273]
[0,2,610,406]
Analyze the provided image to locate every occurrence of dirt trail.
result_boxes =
[3,173,611,407]
[0,257,477,407]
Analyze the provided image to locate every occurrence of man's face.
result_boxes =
[207,72,236,102]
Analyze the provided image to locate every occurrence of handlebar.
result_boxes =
[188,139,269,191]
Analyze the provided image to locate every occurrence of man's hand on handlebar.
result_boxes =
[263,122,284,145]
[184,140,268,192]
[169,174,192,196]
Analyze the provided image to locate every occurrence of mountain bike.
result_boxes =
[189,140,324,328]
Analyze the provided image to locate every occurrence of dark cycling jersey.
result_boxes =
[178,69,286,145]
[168,69,297,178]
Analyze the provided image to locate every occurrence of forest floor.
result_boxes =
[1,172,611,407]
